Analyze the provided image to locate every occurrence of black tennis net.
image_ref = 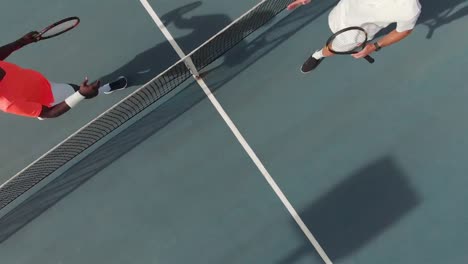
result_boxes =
[0,0,291,212]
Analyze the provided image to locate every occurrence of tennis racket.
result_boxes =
[35,17,80,41]
[326,26,375,64]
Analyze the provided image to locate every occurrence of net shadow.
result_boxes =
[0,79,204,243]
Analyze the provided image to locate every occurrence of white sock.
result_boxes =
[99,84,111,94]
[312,49,324,60]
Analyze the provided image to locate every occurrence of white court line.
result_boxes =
[139,1,333,263]
[139,0,199,76]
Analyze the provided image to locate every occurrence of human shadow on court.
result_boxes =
[98,1,233,85]
[278,157,421,263]
[418,0,468,39]
[376,0,468,39]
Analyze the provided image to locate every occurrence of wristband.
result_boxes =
[65,92,85,108]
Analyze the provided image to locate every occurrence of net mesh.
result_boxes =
[0,0,290,212]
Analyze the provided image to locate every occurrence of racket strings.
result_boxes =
[329,29,367,53]
[41,20,79,38]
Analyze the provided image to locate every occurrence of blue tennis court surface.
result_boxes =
[0,0,467,263]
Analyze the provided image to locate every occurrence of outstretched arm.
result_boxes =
[0,32,38,60]
[0,42,22,61]
[39,79,101,119]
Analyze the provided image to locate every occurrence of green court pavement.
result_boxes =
[1,0,467,263]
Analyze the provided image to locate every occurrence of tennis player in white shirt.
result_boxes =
[288,0,422,73]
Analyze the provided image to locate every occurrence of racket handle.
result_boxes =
[364,55,375,64]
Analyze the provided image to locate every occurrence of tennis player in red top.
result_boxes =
[0,32,128,119]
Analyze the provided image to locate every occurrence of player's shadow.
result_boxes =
[374,0,468,39]
[418,0,468,39]
[278,157,421,263]
[98,1,233,85]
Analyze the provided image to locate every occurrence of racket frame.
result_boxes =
[37,16,80,40]
[326,26,375,64]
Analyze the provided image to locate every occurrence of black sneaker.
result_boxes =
[301,56,324,73]
[105,76,128,94]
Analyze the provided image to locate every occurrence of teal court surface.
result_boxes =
[0,0,468,263]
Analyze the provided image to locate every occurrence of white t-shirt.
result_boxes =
[328,0,422,38]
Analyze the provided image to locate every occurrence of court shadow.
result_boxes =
[279,157,421,263]
[98,1,233,85]
[375,0,468,39]
[418,0,468,39]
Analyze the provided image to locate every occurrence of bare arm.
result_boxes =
[0,41,23,61]
[287,0,311,10]
[353,29,413,59]
[0,32,38,61]
[376,29,413,48]
[39,102,71,118]
[39,79,100,119]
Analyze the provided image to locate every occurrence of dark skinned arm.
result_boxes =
[0,41,23,61]
[0,32,38,61]
[39,102,72,118]
[39,79,100,119]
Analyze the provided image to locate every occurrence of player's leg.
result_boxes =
[301,3,342,73]
[103,76,128,94]
[69,76,128,97]
[301,46,334,73]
